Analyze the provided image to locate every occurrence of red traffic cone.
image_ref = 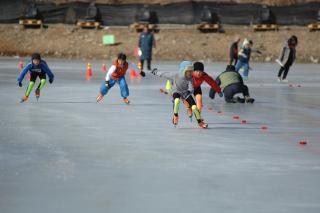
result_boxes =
[299,140,307,145]
[86,63,92,80]
[130,69,136,78]
[101,63,107,73]
[19,61,24,70]
[261,126,268,131]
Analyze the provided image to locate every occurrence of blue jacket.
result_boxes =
[138,32,155,60]
[238,47,251,63]
[17,60,54,83]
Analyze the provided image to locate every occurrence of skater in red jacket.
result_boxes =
[184,62,223,118]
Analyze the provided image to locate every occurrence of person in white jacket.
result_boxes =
[276,35,298,83]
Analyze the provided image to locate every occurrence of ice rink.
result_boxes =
[1,57,320,213]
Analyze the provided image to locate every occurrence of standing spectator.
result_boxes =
[276,35,298,83]
[235,39,253,81]
[138,25,156,71]
[229,36,241,66]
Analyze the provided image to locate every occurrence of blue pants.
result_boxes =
[235,60,249,77]
[99,77,129,98]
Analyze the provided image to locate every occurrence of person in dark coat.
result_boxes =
[138,26,156,71]
[229,37,241,66]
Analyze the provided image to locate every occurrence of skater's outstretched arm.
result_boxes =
[203,73,221,93]
[149,68,174,81]
[17,63,32,84]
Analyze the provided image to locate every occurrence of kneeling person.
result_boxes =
[209,65,254,103]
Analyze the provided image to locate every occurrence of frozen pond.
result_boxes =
[0,58,320,213]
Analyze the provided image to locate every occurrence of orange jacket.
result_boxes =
[111,60,128,80]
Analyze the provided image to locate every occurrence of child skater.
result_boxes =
[190,61,223,112]
[150,61,208,128]
[17,53,54,102]
[96,53,131,104]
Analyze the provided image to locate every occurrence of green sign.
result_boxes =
[102,35,115,45]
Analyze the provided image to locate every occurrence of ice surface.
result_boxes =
[0,58,320,213]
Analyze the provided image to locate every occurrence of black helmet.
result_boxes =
[31,52,41,61]
[117,53,127,61]
[193,61,204,72]
[226,65,236,71]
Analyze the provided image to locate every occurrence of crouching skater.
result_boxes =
[150,61,208,128]
[209,65,254,103]
[17,53,54,102]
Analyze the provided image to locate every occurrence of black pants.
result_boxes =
[172,92,196,115]
[193,87,202,96]
[277,64,291,80]
[30,72,46,89]
[229,58,238,66]
[140,59,151,70]
[209,83,249,103]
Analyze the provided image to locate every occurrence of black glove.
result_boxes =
[18,82,22,87]
[105,81,111,88]
[140,71,145,77]
[49,78,54,84]
[151,68,158,75]
[218,92,223,97]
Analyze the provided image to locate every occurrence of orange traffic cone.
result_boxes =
[130,69,136,78]
[101,63,107,73]
[19,61,24,70]
[86,63,92,80]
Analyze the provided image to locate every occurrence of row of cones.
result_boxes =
[209,106,308,145]
[19,60,106,81]
[87,62,143,80]
[19,60,142,81]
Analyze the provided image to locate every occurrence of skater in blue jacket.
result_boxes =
[17,53,54,102]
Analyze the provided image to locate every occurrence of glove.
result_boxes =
[18,82,22,87]
[151,68,158,75]
[218,92,223,97]
[140,71,146,77]
[49,78,54,84]
[256,50,262,55]
[105,81,111,88]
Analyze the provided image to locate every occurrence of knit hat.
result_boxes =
[179,61,193,76]
[193,62,204,72]
[31,52,41,61]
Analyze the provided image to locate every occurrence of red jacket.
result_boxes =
[111,60,128,80]
[192,72,221,93]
